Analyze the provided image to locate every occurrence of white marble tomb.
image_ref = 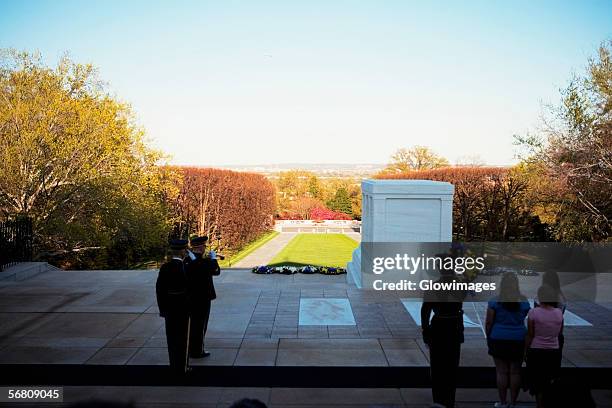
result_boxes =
[346,179,455,288]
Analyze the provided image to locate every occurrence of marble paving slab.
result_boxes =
[401,299,481,328]
[401,299,592,337]
[299,298,356,325]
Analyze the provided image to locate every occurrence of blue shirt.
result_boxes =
[488,298,530,341]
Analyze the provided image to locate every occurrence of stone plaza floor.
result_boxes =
[2,268,612,406]
[1,268,611,369]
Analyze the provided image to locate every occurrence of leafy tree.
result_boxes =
[377,166,550,241]
[383,146,449,173]
[0,50,171,267]
[516,41,612,240]
[289,196,321,220]
[327,187,353,216]
[307,175,321,199]
[275,170,313,215]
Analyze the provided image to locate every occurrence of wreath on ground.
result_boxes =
[252,265,347,275]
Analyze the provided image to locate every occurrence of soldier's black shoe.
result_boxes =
[190,351,211,358]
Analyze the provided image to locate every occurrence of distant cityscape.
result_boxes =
[216,163,387,178]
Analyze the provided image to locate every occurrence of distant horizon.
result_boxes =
[203,162,511,167]
[172,161,513,172]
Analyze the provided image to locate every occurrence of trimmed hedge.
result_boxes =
[377,167,548,241]
[170,167,276,252]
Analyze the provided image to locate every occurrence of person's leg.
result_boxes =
[528,349,545,408]
[178,315,190,373]
[429,344,442,406]
[535,392,544,408]
[164,317,173,366]
[431,340,459,408]
[430,343,452,406]
[494,357,509,405]
[201,300,211,350]
[189,317,204,357]
[446,341,461,408]
[509,360,522,405]
[540,350,560,408]
[165,316,182,374]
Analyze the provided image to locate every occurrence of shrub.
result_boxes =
[376,166,550,241]
[310,206,352,221]
[169,167,276,252]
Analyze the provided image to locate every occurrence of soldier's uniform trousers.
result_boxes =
[429,316,463,408]
[189,300,211,357]
[164,313,190,374]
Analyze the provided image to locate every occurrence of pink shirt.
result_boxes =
[528,306,563,349]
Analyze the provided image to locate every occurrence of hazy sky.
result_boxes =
[1,0,611,166]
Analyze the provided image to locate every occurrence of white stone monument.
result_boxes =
[347,179,454,288]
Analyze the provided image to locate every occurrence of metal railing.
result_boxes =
[0,217,33,272]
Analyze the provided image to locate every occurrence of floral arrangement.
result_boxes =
[252,265,347,275]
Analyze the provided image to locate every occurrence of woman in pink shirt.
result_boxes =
[525,285,564,408]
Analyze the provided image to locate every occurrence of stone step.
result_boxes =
[1,364,610,389]
[0,262,60,281]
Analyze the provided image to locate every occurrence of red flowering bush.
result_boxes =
[310,206,352,221]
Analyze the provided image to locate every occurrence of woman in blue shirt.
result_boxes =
[485,272,531,408]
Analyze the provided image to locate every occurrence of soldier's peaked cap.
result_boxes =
[190,236,208,246]
[169,239,188,250]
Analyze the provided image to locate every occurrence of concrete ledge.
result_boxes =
[0,262,59,282]
[1,365,610,389]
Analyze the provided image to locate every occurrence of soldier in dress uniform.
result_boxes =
[156,239,191,374]
[421,246,468,408]
[184,235,221,358]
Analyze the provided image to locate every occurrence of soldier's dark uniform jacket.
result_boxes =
[156,258,189,317]
[156,257,190,374]
[184,252,220,357]
[185,254,221,306]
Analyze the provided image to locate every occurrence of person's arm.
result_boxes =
[485,307,495,339]
[211,259,221,276]
[420,302,432,330]
[207,251,221,275]
[525,314,535,358]
[155,269,166,317]
[420,302,433,345]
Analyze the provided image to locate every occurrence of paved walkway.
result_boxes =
[233,233,297,268]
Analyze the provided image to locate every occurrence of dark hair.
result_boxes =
[229,399,268,408]
[542,271,564,303]
[538,284,559,307]
[542,271,560,290]
[499,272,522,311]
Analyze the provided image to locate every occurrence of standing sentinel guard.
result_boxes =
[156,239,191,375]
[421,247,468,408]
[185,235,221,358]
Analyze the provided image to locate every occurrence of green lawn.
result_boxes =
[219,230,279,267]
[269,234,358,268]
